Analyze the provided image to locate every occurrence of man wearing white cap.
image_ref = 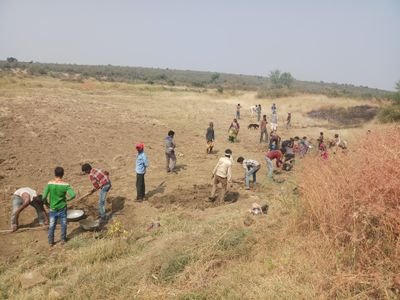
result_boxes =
[209,149,233,203]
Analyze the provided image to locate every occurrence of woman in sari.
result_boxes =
[228,118,240,142]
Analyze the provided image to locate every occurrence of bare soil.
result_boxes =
[307,105,379,127]
[0,77,376,261]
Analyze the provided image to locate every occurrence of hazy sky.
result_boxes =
[0,0,399,90]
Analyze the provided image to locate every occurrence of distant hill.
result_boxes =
[0,60,391,99]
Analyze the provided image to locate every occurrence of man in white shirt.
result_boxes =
[237,157,261,190]
[209,149,233,202]
[11,187,48,232]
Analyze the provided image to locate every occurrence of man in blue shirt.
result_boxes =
[135,143,149,202]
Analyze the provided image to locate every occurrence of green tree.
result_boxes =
[6,57,18,63]
[211,73,220,83]
[269,70,294,88]
[395,80,400,92]
[269,70,281,87]
[280,72,294,88]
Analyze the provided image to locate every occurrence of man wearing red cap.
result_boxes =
[135,143,149,202]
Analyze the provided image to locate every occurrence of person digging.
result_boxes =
[10,187,49,232]
[209,149,233,203]
[237,157,261,190]
[81,163,112,224]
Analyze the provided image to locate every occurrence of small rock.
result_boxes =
[393,275,400,289]
[112,154,124,162]
[48,286,66,299]
[243,216,254,226]
[20,270,47,289]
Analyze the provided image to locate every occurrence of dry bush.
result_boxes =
[296,127,400,297]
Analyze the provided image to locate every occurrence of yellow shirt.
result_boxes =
[212,157,232,182]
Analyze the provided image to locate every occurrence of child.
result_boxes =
[165,130,177,173]
[256,104,262,122]
[319,143,329,160]
[317,132,324,144]
[135,143,149,202]
[43,167,76,246]
[206,122,215,154]
[299,136,310,157]
[269,131,281,150]
[236,103,242,119]
[271,103,277,114]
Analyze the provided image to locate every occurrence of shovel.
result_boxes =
[76,191,94,202]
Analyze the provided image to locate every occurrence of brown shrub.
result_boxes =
[296,127,400,297]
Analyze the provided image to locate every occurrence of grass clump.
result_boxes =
[77,239,130,264]
[158,253,194,283]
[64,235,87,250]
[378,104,400,123]
[179,292,208,300]
[216,228,250,251]
[42,264,68,280]
[106,218,129,239]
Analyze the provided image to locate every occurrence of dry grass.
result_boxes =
[296,126,400,298]
[0,74,397,299]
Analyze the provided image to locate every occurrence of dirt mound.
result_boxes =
[307,105,378,127]
[150,184,246,210]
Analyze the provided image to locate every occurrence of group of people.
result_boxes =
[229,103,290,144]
[206,103,348,202]
[11,164,111,246]
[10,101,347,246]
[10,129,179,246]
[316,131,348,160]
[208,129,348,202]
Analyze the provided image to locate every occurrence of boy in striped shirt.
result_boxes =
[43,166,76,246]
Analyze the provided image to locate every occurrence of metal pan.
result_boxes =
[79,219,100,231]
[67,209,85,221]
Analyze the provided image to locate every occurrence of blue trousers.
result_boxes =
[245,166,260,188]
[99,183,111,220]
[48,208,67,245]
[265,157,274,177]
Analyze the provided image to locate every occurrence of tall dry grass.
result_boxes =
[297,127,400,297]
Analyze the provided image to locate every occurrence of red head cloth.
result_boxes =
[136,143,144,151]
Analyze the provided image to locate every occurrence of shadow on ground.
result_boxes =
[147,181,166,198]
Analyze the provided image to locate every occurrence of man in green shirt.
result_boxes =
[43,166,76,246]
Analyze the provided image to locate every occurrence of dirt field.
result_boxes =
[0,75,381,298]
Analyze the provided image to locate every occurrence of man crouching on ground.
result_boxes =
[10,187,48,232]
[209,149,233,203]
